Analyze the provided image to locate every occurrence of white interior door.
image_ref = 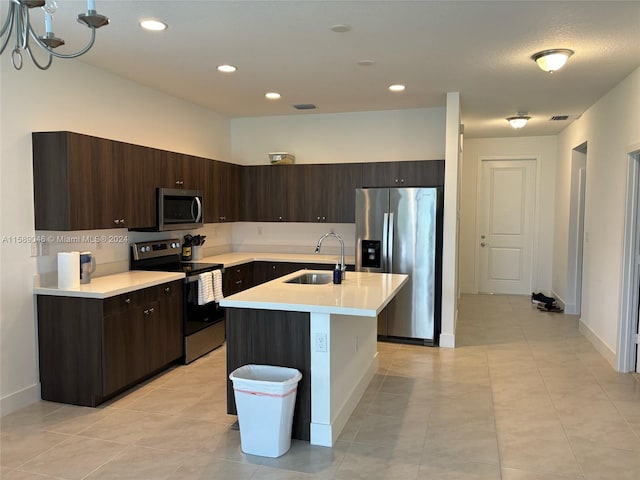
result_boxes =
[478,159,536,294]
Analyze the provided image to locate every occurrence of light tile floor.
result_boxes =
[2,294,639,479]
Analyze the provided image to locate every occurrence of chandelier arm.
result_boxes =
[24,43,53,70]
[0,12,15,55]
[27,22,97,59]
[0,3,16,39]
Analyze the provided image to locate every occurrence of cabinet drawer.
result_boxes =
[103,291,139,316]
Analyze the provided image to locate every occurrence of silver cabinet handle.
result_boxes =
[124,298,131,304]
[164,287,170,293]
[149,307,154,313]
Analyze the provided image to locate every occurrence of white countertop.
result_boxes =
[219,270,408,317]
[33,271,185,299]
[198,251,355,268]
[33,252,355,300]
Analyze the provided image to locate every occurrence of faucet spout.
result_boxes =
[314,232,346,279]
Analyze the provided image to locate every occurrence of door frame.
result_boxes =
[618,145,640,373]
[565,144,587,315]
[474,156,541,294]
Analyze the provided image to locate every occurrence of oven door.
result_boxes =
[183,276,225,363]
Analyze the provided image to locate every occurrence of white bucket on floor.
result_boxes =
[229,364,302,458]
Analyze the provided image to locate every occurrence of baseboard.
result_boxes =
[578,319,617,369]
[1,383,40,417]
[439,333,455,348]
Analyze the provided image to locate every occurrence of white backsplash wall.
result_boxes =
[34,223,234,287]
[232,222,356,257]
[34,221,355,287]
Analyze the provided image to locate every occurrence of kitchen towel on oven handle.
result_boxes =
[212,269,224,302]
[197,272,215,305]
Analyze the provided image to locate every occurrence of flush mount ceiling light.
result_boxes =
[217,64,237,73]
[139,19,167,31]
[265,92,281,100]
[389,84,406,92]
[0,0,109,70]
[531,49,574,73]
[506,113,531,129]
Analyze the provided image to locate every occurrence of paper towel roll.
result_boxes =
[58,251,80,289]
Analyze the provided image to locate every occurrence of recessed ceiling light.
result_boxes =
[389,84,406,92]
[139,19,167,31]
[331,24,351,33]
[217,64,237,73]
[265,92,281,100]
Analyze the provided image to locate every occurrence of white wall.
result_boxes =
[553,67,640,367]
[230,108,446,165]
[459,136,558,294]
[0,59,231,415]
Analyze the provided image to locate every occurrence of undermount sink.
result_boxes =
[285,273,333,285]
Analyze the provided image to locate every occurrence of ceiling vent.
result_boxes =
[293,104,317,110]
[550,115,569,121]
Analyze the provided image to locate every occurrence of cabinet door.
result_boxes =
[361,160,444,187]
[68,134,124,230]
[158,152,206,191]
[253,262,301,284]
[206,160,242,223]
[103,292,145,395]
[117,142,159,229]
[242,166,273,221]
[304,164,362,222]
[148,281,183,370]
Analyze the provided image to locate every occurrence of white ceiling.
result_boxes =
[22,0,640,138]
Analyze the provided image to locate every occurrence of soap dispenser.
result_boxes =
[333,263,342,284]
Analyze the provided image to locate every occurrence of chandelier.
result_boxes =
[0,0,109,70]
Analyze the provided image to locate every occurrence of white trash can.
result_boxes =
[229,364,302,458]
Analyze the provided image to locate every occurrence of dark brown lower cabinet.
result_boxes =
[37,280,183,407]
[226,308,311,441]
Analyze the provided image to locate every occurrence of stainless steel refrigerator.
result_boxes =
[355,188,442,345]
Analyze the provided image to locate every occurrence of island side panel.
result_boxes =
[226,308,311,441]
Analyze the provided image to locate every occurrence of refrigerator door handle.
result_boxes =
[388,212,395,272]
[382,212,389,272]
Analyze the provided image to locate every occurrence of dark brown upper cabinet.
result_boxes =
[242,165,297,222]
[205,160,242,223]
[302,164,362,223]
[33,132,161,230]
[361,160,445,188]
[158,151,206,191]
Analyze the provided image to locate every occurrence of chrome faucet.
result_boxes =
[315,232,346,279]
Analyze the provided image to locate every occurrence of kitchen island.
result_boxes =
[219,269,408,447]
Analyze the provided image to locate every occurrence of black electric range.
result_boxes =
[130,239,226,363]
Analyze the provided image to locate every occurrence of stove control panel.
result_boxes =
[131,239,182,261]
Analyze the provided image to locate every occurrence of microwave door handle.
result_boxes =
[192,196,202,222]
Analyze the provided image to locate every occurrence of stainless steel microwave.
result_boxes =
[157,188,204,231]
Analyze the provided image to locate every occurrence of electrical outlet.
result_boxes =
[257,226,263,235]
[41,241,49,256]
[30,242,39,257]
[315,333,327,352]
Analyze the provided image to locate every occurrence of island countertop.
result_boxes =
[219,270,408,317]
